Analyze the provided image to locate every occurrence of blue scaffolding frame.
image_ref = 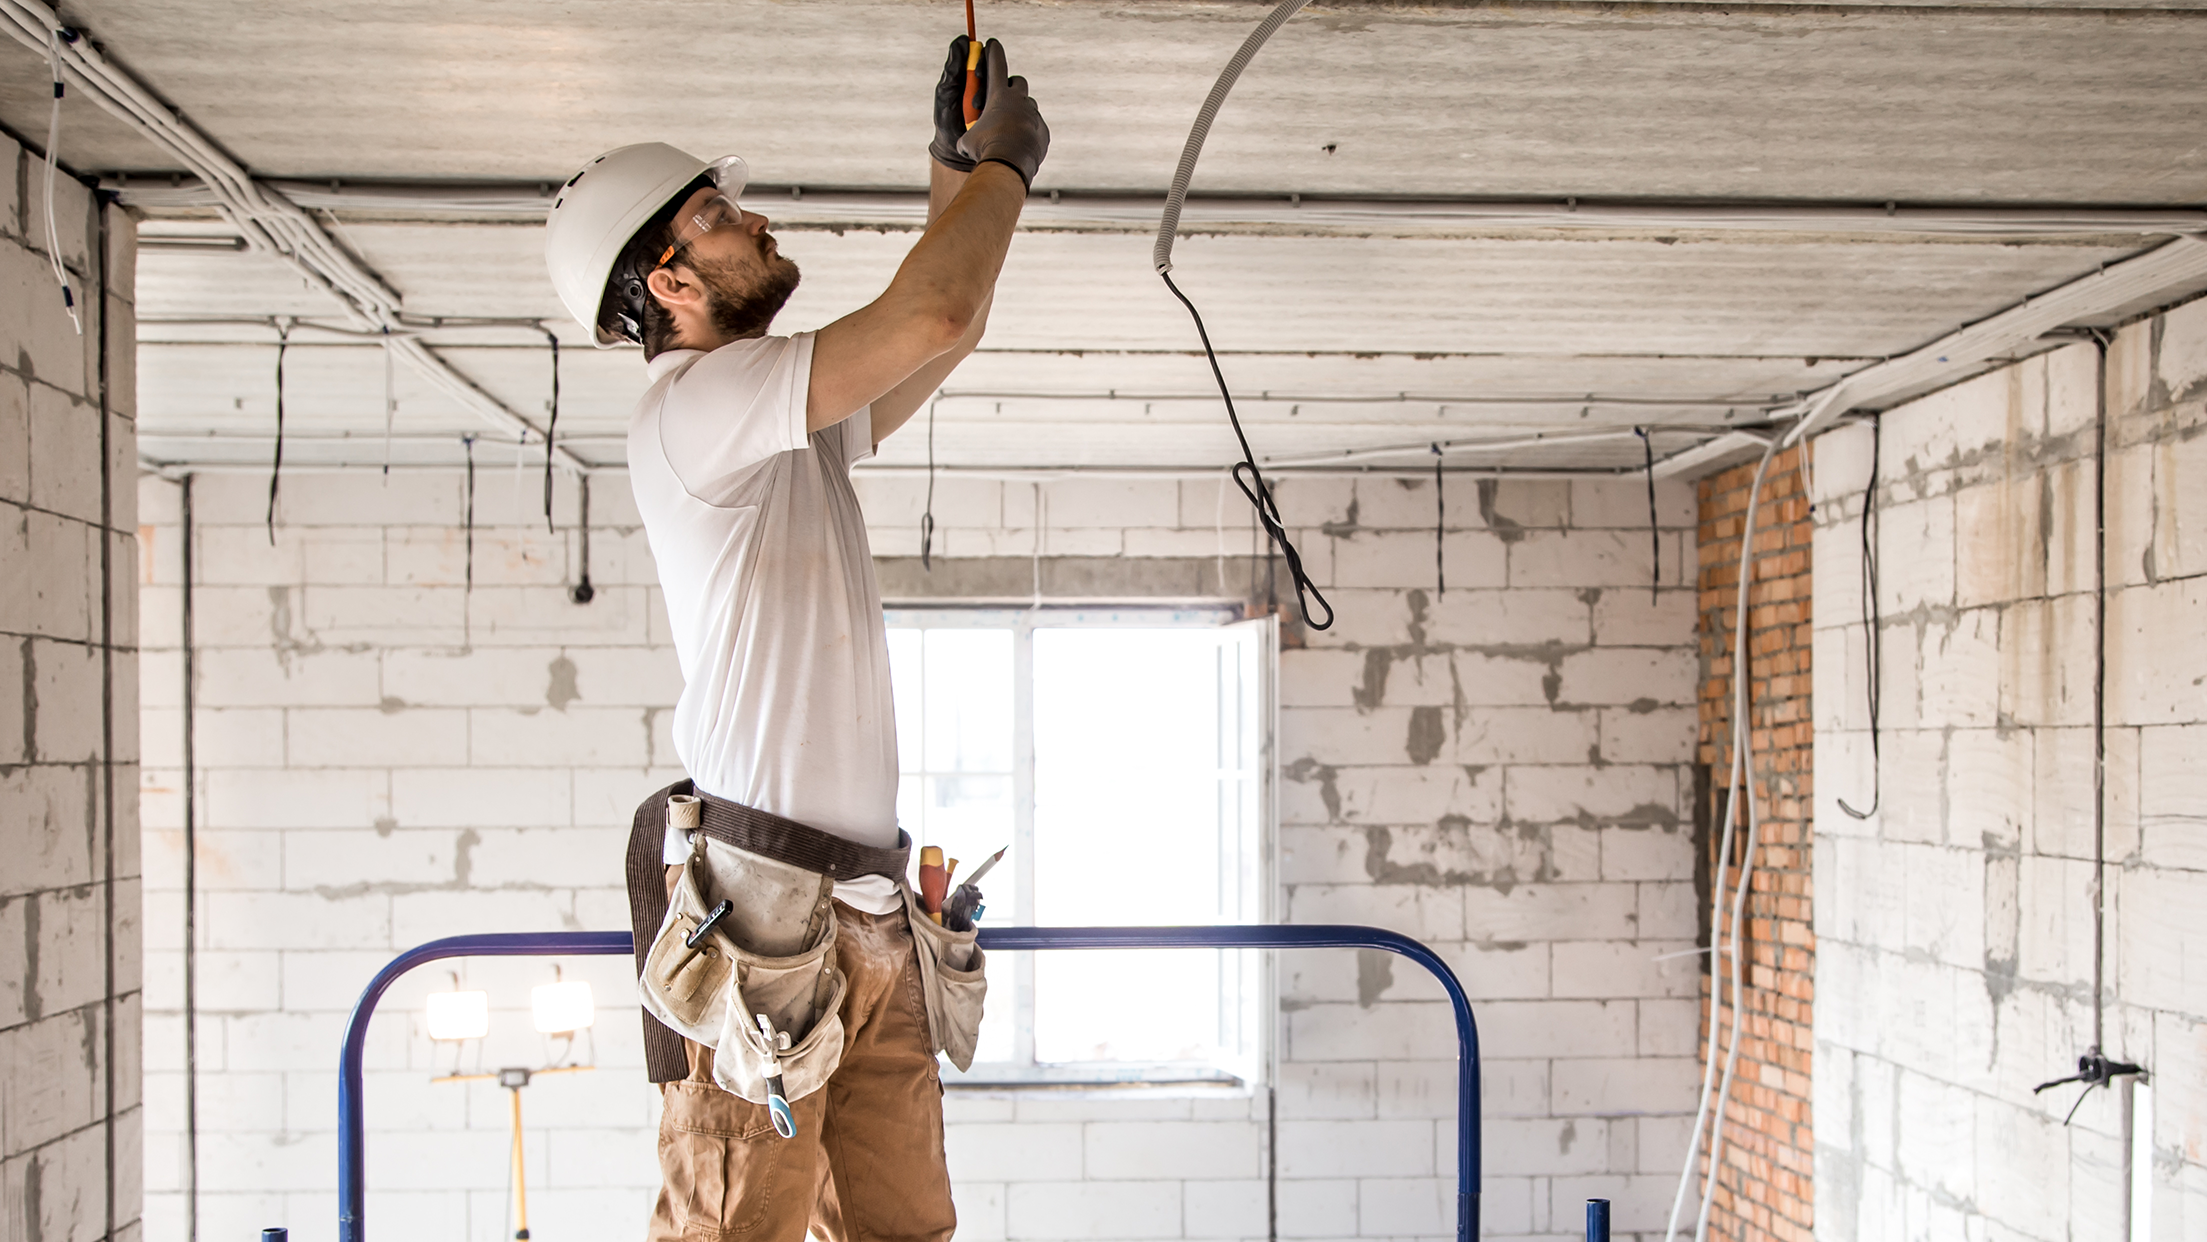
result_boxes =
[337,925,1481,1242]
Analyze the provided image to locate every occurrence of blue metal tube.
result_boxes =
[337,925,1479,1242]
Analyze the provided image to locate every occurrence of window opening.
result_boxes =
[886,607,1271,1086]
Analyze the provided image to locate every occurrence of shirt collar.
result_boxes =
[644,348,704,382]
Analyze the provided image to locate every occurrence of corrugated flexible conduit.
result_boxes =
[1664,436,1781,1242]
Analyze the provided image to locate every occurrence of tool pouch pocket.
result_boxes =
[903,885,988,1072]
[640,836,847,1105]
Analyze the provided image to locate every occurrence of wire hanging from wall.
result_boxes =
[41,24,81,335]
[570,473,596,605]
[920,396,939,571]
[266,321,290,545]
[1431,443,1445,596]
[380,325,395,480]
[541,327,560,534]
[1838,418,1882,819]
[1637,426,1659,603]
[462,434,477,595]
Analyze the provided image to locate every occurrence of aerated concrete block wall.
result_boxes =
[2,139,143,1242]
[1809,321,2207,1241]
[138,465,1701,1242]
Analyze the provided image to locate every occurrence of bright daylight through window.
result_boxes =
[886,609,1271,1085]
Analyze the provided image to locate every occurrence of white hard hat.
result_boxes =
[544,143,747,347]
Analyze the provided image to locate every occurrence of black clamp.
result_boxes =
[2034,1048,2146,1125]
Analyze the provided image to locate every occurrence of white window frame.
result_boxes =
[884,605,1276,1089]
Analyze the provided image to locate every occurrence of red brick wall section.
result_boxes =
[1694,446,1814,1242]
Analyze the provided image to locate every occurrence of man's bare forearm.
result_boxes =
[884,162,1024,340]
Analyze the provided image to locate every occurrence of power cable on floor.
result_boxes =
[1838,418,1882,819]
[1152,0,1332,630]
[541,327,560,534]
[267,321,290,544]
[1637,426,1659,603]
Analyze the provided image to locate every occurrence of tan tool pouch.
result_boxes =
[639,834,847,1105]
[902,885,988,1071]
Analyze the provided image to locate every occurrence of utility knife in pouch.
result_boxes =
[639,834,847,1104]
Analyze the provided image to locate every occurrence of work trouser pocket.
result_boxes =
[903,885,988,1071]
[641,836,847,1105]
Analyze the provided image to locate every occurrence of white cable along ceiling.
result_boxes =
[0,0,584,472]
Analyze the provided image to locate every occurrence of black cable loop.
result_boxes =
[1160,270,1333,630]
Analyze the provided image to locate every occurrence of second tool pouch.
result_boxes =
[641,833,848,1106]
[903,884,988,1072]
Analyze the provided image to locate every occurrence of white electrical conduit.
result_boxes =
[0,0,585,473]
[1663,435,1783,1242]
[40,24,80,333]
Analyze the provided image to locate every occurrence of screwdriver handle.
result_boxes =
[962,38,983,129]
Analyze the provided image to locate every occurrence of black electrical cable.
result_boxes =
[1431,443,1445,596]
[463,435,477,595]
[180,473,200,1242]
[570,473,597,604]
[1159,270,1333,629]
[541,328,560,534]
[1637,426,1659,604]
[267,322,289,545]
[1838,419,1882,820]
[921,397,938,572]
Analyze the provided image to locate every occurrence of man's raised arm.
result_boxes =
[807,38,1049,432]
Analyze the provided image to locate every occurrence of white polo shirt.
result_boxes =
[627,332,902,914]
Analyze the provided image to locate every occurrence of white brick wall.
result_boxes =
[2,136,143,1242]
[1811,317,2207,1242]
[142,449,1697,1240]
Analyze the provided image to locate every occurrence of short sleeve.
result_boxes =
[842,406,875,468]
[658,334,814,497]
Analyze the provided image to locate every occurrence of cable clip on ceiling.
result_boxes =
[1154,0,1332,630]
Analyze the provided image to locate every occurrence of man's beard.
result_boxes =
[697,250,801,340]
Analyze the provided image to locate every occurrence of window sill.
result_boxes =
[943,1063,1251,1096]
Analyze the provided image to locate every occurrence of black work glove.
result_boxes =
[930,34,981,172]
[956,39,1050,190]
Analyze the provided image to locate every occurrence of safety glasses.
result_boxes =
[656,155,750,270]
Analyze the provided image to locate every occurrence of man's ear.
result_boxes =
[646,265,700,312]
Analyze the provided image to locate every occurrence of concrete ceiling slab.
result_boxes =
[15,0,2207,475]
[12,0,2207,202]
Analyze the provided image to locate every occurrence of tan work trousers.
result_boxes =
[647,892,956,1242]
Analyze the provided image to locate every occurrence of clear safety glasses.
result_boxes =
[656,155,750,269]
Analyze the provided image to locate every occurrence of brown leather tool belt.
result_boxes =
[625,779,911,1082]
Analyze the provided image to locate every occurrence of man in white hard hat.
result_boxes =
[545,36,1047,1242]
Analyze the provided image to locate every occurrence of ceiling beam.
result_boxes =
[111,176,2207,241]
